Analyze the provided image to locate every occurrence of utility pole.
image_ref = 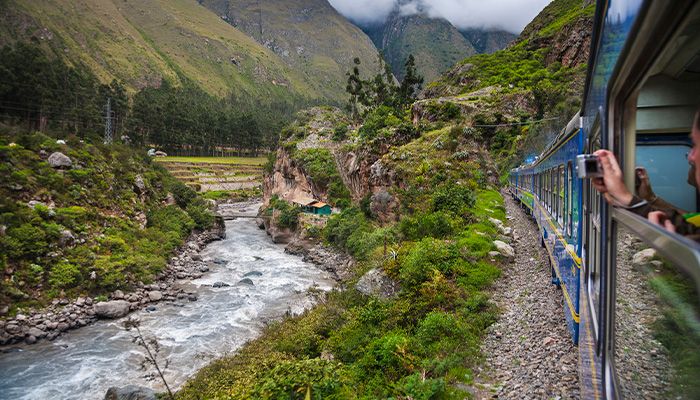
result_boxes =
[104,97,112,144]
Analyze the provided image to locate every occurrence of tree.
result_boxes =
[346,57,364,121]
[397,54,424,107]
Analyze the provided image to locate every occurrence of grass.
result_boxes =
[154,156,267,165]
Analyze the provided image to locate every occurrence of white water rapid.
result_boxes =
[0,218,334,399]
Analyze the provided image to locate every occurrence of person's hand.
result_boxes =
[635,167,656,201]
[591,149,634,206]
[648,211,676,233]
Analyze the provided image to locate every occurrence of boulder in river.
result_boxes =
[237,278,254,286]
[212,282,230,288]
[243,271,263,277]
[104,385,156,400]
[94,300,131,319]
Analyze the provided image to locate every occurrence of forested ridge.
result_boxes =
[0,42,318,155]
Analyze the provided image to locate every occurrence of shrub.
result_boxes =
[399,210,461,240]
[48,261,82,289]
[186,201,214,230]
[269,196,301,229]
[431,184,476,216]
[147,206,195,240]
[5,223,47,259]
[399,238,463,290]
[169,180,197,208]
[251,359,349,399]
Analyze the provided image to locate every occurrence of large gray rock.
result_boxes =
[355,268,399,299]
[493,240,515,259]
[632,248,657,267]
[94,300,131,319]
[48,152,72,169]
[104,385,156,400]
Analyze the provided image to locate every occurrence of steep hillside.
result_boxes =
[0,0,322,101]
[0,130,215,314]
[364,11,477,83]
[422,0,594,168]
[200,0,383,101]
[460,29,517,54]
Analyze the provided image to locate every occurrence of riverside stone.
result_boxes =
[147,291,163,302]
[104,385,156,400]
[94,301,131,319]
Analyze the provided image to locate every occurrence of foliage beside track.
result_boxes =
[0,131,214,314]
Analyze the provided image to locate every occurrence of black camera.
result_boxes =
[576,154,602,178]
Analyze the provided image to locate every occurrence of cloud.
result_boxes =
[327,0,553,33]
[327,0,396,26]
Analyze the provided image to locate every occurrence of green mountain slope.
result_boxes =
[365,11,477,83]
[0,0,325,101]
[200,0,384,101]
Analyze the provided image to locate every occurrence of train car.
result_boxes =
[510,0,700,398]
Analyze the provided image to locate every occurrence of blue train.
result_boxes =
[509,0,700,398]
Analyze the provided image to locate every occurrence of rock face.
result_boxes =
[364,10,476,83]
[355,268,399,299]
[94,301,131,319]
[104,385,156,400]
[202,0,383,103]
[47,152,72,169]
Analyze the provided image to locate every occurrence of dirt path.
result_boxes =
[473,193,580,399]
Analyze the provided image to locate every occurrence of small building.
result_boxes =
[303,201,332,216]
[291,197,332,216]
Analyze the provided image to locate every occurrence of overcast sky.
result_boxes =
[327,0,552,33]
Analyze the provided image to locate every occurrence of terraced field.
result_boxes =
[155,156,265,194]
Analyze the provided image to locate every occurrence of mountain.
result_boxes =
[199,0,384,101]
[363,11,477,83]
[0,0,313,100]
[460,29,517,54]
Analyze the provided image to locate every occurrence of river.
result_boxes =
[0,219,335,400]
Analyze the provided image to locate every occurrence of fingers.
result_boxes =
[648,211,677,234]
[648,211,664,225]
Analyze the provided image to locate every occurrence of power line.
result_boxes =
[472,116,560,128]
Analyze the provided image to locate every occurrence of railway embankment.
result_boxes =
[474,193,580,398]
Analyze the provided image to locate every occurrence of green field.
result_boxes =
[154,156,267,165]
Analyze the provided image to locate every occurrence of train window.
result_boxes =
[567,162,574,238]
[636,143,697,212]
[559,165,565,227]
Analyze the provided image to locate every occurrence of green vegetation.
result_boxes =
[179,187,505,399]
[296,149,351,208]
[155,157,266,166]
[266,196,302,230]
[0,131,214,312]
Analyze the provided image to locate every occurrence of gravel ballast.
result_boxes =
[474,193,580,399]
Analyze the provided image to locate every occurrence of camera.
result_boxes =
[576,154,602,178]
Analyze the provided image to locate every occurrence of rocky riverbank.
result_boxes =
[0,219,225,347]
[285,238,355,282]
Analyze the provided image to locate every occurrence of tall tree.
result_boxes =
[397,54,424,107]
[346,57,364,121]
